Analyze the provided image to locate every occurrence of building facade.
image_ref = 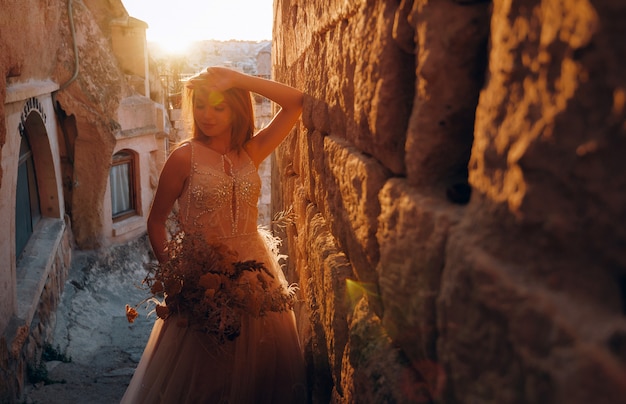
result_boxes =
[0,1,168,400]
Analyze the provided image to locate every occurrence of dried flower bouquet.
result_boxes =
[126,230,296,343]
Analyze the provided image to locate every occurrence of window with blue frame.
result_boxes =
[16,134,41,258]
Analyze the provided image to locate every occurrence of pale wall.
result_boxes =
[111,17,150,96]
[103,133,158,246]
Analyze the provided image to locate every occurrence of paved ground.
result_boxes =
[22,238,155,404]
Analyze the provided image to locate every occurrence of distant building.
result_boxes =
[257,43,272,79]
[255,43,274,227]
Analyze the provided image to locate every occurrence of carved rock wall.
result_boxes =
[52,0,134,248]
[273,0,626,402]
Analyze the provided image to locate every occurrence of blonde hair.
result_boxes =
[180,73,255,152]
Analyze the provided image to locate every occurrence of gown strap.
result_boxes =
[183,141,195,224]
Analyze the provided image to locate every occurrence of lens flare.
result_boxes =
[345,279,378,308]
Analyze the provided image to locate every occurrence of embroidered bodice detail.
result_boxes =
[180,142,261,238]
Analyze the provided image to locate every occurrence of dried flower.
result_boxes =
[126,230,296,344]
[150,280,164,294]
[155,304,170,319]
[125,304,139,323]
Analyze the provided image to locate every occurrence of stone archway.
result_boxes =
[22,109,61,219]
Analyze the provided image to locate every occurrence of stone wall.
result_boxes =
[0,2,70,401]
[0,220,72,402]
[273,0,626,402]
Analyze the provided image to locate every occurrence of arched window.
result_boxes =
[15,134,41,258]
[110,150,137,221]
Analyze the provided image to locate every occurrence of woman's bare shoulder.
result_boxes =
[172,141,193,158]
[164,141,193,171]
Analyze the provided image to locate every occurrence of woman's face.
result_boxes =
[193,90,233,139]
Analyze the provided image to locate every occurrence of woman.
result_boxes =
[122,67,307,403]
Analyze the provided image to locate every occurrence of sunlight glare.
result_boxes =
[122,0,272,45]
[155,38,192,56]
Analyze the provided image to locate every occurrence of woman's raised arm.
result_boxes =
[203,67,303,165]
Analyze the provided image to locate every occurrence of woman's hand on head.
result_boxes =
[201,66,241,92]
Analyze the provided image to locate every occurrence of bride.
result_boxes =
[122,66,307,403]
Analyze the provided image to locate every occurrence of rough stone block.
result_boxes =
[377,178,463,365]
[297,203,353,398]
[438,234,626,403]
[311,135,390,285]
[340,296,431,403]
[406,0,490,188]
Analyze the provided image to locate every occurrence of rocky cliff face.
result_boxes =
[273,0,626,402]
[52,0,135,248]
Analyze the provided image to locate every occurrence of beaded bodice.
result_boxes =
[179,141,261,239]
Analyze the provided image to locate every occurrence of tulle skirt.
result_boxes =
[121,230,306,403]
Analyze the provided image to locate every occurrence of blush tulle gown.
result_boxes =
[121,141,307,403]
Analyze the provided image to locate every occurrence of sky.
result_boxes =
[122,0,273,53]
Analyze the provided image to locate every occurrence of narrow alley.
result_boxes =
[22,237,154,404]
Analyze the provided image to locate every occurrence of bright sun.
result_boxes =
[122,0,272,51]
[155,38,192,56]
